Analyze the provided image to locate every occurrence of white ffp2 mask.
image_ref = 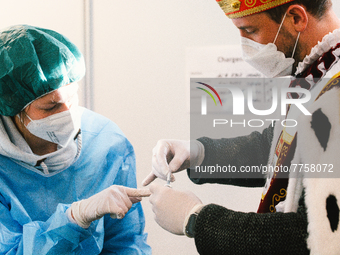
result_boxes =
[241,12,300,78]
[23,106,82,148]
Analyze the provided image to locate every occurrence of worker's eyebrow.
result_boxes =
[237,25,255,30]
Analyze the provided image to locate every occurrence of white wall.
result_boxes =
[2,1,340,255]
[0,0,86,105]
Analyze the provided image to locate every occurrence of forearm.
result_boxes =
[194,203,309,255]
[189,126,274,187]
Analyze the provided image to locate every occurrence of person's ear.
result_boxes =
[286,5,308,32]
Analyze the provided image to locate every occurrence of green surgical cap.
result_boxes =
[0,25,85,116]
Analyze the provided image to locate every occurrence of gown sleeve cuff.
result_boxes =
[66,207,78,225]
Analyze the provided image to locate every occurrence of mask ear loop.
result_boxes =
[273,12,288,45]
[291,32,301,58]
[17,111,33,127]
[21,111,34,127]
[273,11,301,58]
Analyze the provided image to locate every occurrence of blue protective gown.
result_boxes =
[0,108,151,254]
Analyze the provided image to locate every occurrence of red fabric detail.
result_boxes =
[216,0,295,17]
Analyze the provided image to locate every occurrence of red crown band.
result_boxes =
[216,0,295,19]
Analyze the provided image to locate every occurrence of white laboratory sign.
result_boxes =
[186,45,263,79]
[186,45,281,114]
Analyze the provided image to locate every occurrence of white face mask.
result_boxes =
[22,105,82,148]
[241,12,301,78]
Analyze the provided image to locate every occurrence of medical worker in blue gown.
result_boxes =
[0,25,152,254]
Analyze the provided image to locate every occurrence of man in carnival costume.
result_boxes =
[144,0,340,254]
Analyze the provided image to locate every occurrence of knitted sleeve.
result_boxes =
[194,196,309,255]
[188,125,274,187]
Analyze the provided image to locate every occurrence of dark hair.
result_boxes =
[265,0,332,23]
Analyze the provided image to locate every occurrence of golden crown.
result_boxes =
[217,0,295,19]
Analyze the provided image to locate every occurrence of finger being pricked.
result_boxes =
[148,183,169,206]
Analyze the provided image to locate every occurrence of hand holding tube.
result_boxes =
[142,139,204,186]
[70,185,151,228]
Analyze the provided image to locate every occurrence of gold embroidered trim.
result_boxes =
[245,0,256,8]
[220,0,294,19]
[315,71,340,101]
[282,127,294,144]
[218,0,241,13]
[269,188,287,212]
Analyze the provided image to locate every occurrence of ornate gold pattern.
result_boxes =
[232,1,241,9]
[315,72,340,101]
[218,0,241,13]
[245,0,256,8]
[269,188,287,212]
[220,0,294,19]
[282,127,294,144]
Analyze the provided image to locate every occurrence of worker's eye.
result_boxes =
[42,104,58,111]
[245,28,256,34]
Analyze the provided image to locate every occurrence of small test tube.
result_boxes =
[165,171,172,188]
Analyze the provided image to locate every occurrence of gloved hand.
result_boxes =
[70,185,151,228]
[142,139,205,186]
[149,183,203,235]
